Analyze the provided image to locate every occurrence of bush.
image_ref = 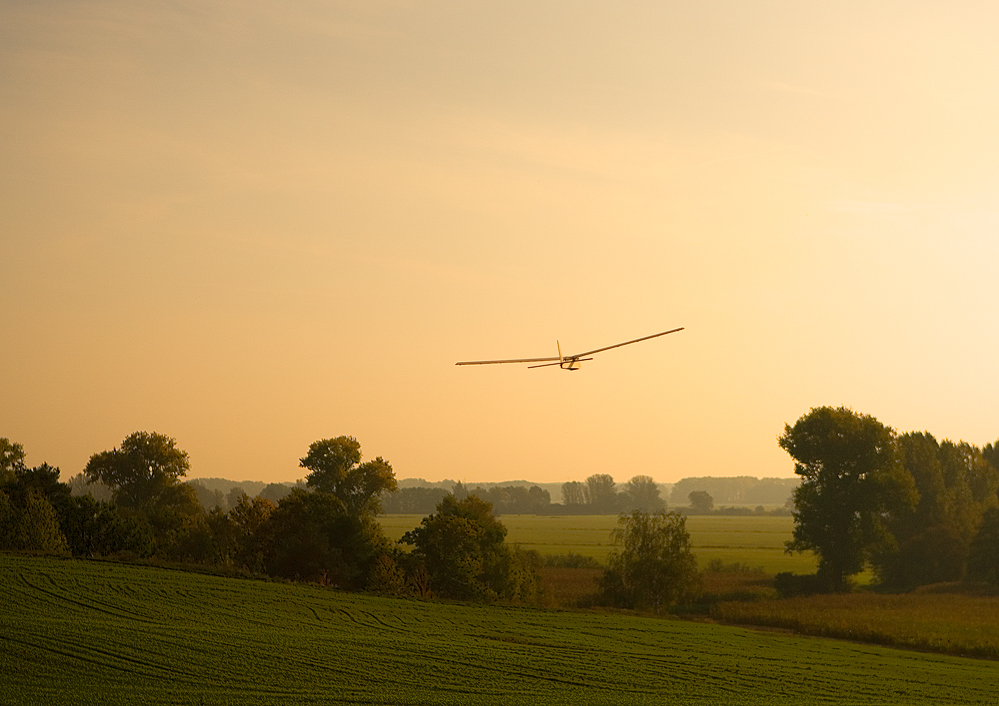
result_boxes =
[598,510,700,613]
[774,572,823,598]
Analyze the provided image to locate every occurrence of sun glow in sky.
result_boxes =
[3,2,998,485]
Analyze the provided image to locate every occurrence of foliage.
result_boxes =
[560,481,586,506]
[779,406,916,592]
[543,553,602,569]
[188,480,225,511]
[621,475,665,511]
[83,431,191,509]
[260,488,387,588]
[300,436,397,515]
[401,494,540,601]
[599,510,700,613]
[584,474,617,512]
[462,484,551,514]
[688,490,714,513]
[0,437,26,483]
[60,494,155,558]
[968,507,999,587]
[367,552,411,596]
[872,432,999,589]
[65,472,113,502]
[382,486,450,514]
[259,482,292,504]
[6,489,69,553]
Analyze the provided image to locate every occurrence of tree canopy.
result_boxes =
[779,406,916,592]
[623,475,665,511]
[0,438,26,484]
[300,436,397,515]
[401,494,539,601]
[599,509,699,613]
[84,431,190,508]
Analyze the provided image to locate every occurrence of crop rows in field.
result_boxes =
[379,513,818,574]
[4,555,999,704]
[714,591,999,660]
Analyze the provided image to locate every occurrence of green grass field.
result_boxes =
[380,514,819,574]
[4,554,999,705]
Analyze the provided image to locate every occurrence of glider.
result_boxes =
[455,327,683,371]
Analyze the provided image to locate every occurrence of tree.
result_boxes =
[871,433,999,589]
[259,482,291,505]
[60,494,154,558]
[401,494,539,601]
[11,490,69,553]
[0,438,26,484]
[300,436,397,515]
[83,432,190,509]
[561,481,585,506]
[585,474,617,512]
[623,475,665,512]
[598,510,699,613]
[688,490,713,513]
[260,488,387,588]
[779,406,916,592]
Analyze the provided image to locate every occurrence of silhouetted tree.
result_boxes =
[84,432,191,509]
[300,436,397,515]
[561,481,585,506]
[687,490,713,513]
[622,475,665,512]
[585,474,617,513]
[401,494,540,601]
[871,432,999,589]
[780,406,916,592]
[259,482,291,505]
[261,489,388,588]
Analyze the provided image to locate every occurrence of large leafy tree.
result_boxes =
[84,432,191,509]
[401,494,539,601]
[300,436,397,515]
[599,509,699,613]
[260,488,387,588]
[779,406,916,592]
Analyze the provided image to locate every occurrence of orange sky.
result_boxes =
[3,2,998,485]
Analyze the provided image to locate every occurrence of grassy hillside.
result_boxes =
[4,555,999,705]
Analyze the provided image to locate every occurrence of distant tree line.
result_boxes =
[668,476,798,508]
[780,406,999,593]
[383,475,667,515]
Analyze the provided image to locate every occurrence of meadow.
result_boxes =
[5,554,999,705]
[380,513,819,574]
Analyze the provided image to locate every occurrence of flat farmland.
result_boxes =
[380,514,818,574]
[5,554,999,705]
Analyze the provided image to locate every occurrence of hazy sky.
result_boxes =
[3,2,998,486]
